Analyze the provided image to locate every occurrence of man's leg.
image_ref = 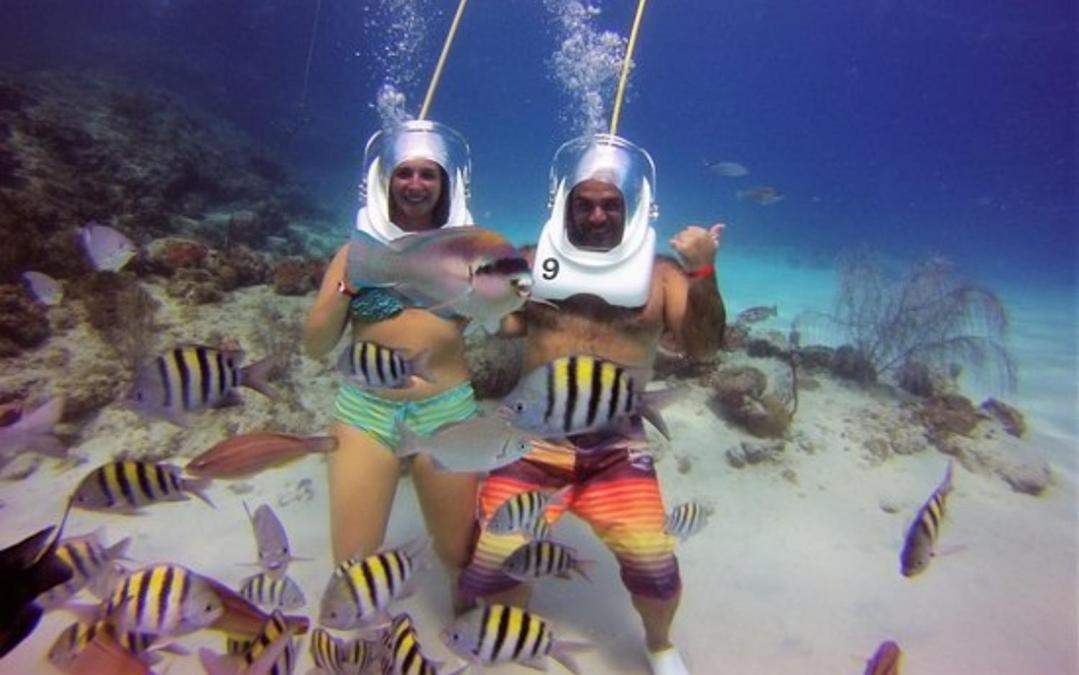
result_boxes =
[632,590,682,652]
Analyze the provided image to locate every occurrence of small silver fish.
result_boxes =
[126,345,277,426]
[238,571,305,611]
[337,341,433,389]
[396,414,538,474]
[736,304,778,324]
[441,603,591,673]
[79,222,136,272]
[71,461,214,512]
[244,502,306,579]
[704,160,749,177]
[900,461,954,577]
[497,355,685,440]
[22,271,63,306]
[736,185,784,205]
[486,486,571,536]
[664,501,714,541]
[0,397,66,462]
[320,540,430,630]
[502,540,592,582]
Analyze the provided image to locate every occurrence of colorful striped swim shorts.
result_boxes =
[459,424,681,600]
[332,380,478,450]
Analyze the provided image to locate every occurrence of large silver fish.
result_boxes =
[900,461,955,577]
[396,414,538,474]
[347,228,532,335]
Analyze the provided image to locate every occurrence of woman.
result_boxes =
[304,120,479,612]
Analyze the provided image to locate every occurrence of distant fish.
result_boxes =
[396,414,538,474]
[736,185,785,205]
[238,572,305,611]
[863,639,903,675]
[0,506,73,658]
[900,461,955,577]
[736,304,778,324]
[0,397,66,463]
[71,461,214,512]
[497,355,685,440]
[126,345,277,426]
[22,271,63,306]
[337,341,434,390]
[383,612,466,675]
[664,501,714,541]
[441,603,592,673]
[185,432,337,479]
[704,160,749,177]
[319,539,430,630]
[502,540,593,582]
[486,486,571,536]
[243,502,307,579]
[78,223,136,272]
[36,528,132,610]
[348,227,533,335]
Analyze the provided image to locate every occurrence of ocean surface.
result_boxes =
[1,1,1075,674]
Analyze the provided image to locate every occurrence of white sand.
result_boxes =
[2,251,1076,674]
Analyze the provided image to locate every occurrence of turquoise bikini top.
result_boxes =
[348,287,407,322]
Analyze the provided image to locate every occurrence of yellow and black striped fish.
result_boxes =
[337,341,433,389]
[900,461,955,577]
[502,540,591,582]
[238,611,296,675]
[36,529,131,609]
[225,633,254,656]
[663,501,714,541]
[100,563,223,636]
[499,355,682,439]
[442,603,591,672]
[382,612,465,675]
[126,345,276,426]
[319,540,429,630]
[311,626,380,674]
[71,461,214,512]
[47,620,158,671]
[239,571,305,610]
[486,486,570,535]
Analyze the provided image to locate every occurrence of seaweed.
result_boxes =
[795,252,1016,393]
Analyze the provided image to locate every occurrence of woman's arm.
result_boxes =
[303,244,352,359]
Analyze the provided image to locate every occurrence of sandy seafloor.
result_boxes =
[1,248,1076,675]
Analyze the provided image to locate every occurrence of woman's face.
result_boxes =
[389,158,443,227]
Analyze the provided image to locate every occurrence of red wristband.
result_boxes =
[685,264,715,279]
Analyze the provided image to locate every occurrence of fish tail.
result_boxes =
[639,384,690,441]
[347,231,399,287]
[410,348,436,384]
[15,397,65,435]
[182,476,216,508]
[550,638,594,675]
[304,435,339,455]
[239,356,279,400]
[940,460,955,496]
[572,557,595,582]
[106,536,134,563]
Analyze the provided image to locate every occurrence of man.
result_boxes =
[457,134,726,675]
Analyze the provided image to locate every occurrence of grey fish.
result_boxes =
[704,160,749,177]
[22,271,63,306]
[396,414,538,474]
[238,571,305,611]
[0,397,66,463]
[244,502,307,580]
[502,540,592,582]
[736,185,785,205]
[736,304,778,324]
[72,461,213,512]
[126,345,277,427]
[79,222,136,272]
[900,461,955,577]
[663,501,714,541]
[337,341,433,390]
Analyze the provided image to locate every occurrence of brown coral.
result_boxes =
[0,284,50,354]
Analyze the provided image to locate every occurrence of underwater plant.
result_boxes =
[795,252,1016,393]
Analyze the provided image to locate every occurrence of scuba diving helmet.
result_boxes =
[532,133,658,308]
[355,120,473,243]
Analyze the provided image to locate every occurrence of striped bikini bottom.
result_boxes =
[332,380,478,451]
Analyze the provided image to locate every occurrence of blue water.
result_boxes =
[1,1,1076,673]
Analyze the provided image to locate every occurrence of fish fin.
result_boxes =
[182,476,216,508]
[105,535,133,562]
[440,661,471,675]
[550,639,593,675]
[424,290,472,315]
[305,435,339,454]
[934,544,967,557]
[15,397,65,435]
[410,348,436,383]
[520,655,550,671]
[639,384,691,441]
[239,356,278,400]
[65,600,102,626]
[546,485,573,510]
[197,647,243,675]
[572,558,596,582]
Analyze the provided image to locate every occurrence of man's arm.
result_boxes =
[663,224,727,360]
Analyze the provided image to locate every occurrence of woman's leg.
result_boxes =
[411,455,480,613]
[326,421,401,563]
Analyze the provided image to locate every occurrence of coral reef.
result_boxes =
[709,365,792,439]
[980,398,1026,438]
[272,257,324,296]
[0,284,50,356]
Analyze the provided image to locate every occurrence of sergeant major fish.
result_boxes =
[900,461,955,577]
[198,610,297,675]
[310,627,381,675]
[126,345,277,427]
[85,563,223,637]
[348,227,532,335]
[441,603,592,674]
[337,341,434,389]
[36,528,132,610]
[486,486,571,536]
[498,355,685,440]
[502,540,593,582]
[320,540,430,630]
[664,501,715,541]
[238,571,305,611]
[71,461,214,512]
[382,612,467,675]
[47,619,188,672]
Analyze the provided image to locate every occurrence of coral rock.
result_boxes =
[166,268,223,304]
[980,398,1026,438]
[920,393,981,438]
[272,257,323,296]
[147,237,208,273]
[725,439,786,467]
[831,345,877,383]
[0,284,50,351]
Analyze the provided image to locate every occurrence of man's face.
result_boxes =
[567,179,625,251]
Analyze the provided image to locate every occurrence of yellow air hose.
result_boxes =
[609,0,649,136]
[418,0,470,121]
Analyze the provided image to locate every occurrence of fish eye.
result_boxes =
[514,402,525,412]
